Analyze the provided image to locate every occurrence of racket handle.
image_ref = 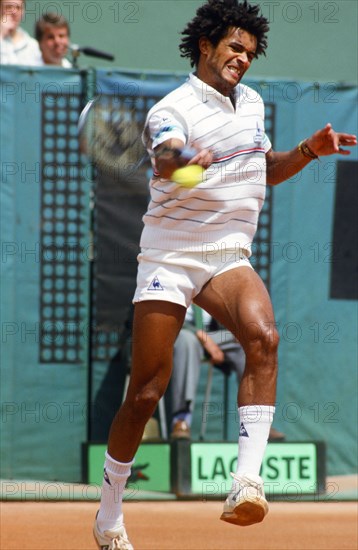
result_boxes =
[180,146,197,161]
[154,145,197,162]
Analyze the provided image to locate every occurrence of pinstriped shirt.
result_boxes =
[141,73,272,255]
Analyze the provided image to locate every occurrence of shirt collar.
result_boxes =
[188,72,237,108]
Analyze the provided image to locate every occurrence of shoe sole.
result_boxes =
[220,499,268,526]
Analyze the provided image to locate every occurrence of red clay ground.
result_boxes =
[1,501,357,550]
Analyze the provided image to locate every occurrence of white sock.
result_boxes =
[97,452,134,532]
[236,405,275,477]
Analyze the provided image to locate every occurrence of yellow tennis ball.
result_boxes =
[172,165,205,188]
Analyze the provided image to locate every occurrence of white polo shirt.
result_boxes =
[141,73,272,256]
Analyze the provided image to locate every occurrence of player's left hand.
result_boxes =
[306,123,357,157]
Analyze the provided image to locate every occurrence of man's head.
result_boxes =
[180,0,269,96]
[0,0,25,36]
[35,13,70,65]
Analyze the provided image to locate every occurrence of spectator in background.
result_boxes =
[35,13,72,67]
[170,306,285,442]
[0,0,41,64]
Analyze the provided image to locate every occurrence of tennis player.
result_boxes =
[93,1,357,548]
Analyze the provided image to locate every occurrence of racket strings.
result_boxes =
[90,102,146,175]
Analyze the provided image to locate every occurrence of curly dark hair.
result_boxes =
[180,0,269,67]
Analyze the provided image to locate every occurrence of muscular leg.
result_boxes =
[196,266,279,525]
[108,300,186,462]
[194,266,279,406]
[96,300,186,538]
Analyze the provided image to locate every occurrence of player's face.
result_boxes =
[40,25,69,65]
[198,27,257,96]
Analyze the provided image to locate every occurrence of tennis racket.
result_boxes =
[78,95,149,177]
[78,94,203,184]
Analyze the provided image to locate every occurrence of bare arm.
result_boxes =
[154,138,213,179]
[266,123,357,185]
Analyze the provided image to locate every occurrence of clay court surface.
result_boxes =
[1,500,357,550]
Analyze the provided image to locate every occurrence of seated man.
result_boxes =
[35,13,71,67]
[0,0,42,65]
[170,305,285,441]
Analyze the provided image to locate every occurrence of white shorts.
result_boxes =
[133,247,252,308]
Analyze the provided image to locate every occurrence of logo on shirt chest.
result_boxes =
[253,122,264,144]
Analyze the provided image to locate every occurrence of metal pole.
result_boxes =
[82,66,97,443]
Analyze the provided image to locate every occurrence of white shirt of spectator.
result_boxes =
[0,26,42,65]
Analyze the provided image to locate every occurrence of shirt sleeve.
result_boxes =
[143,107,188,154]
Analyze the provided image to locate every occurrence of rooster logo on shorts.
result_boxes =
[147,276,164,290]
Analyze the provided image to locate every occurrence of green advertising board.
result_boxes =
[85,443,171,493]
[191,442,325,497]
[84,440,325,498]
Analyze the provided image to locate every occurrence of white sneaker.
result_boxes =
[220,473,269,527]
[93,517,133,550]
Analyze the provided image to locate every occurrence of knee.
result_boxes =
[243,322,280,359]
[128,383,164,418]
